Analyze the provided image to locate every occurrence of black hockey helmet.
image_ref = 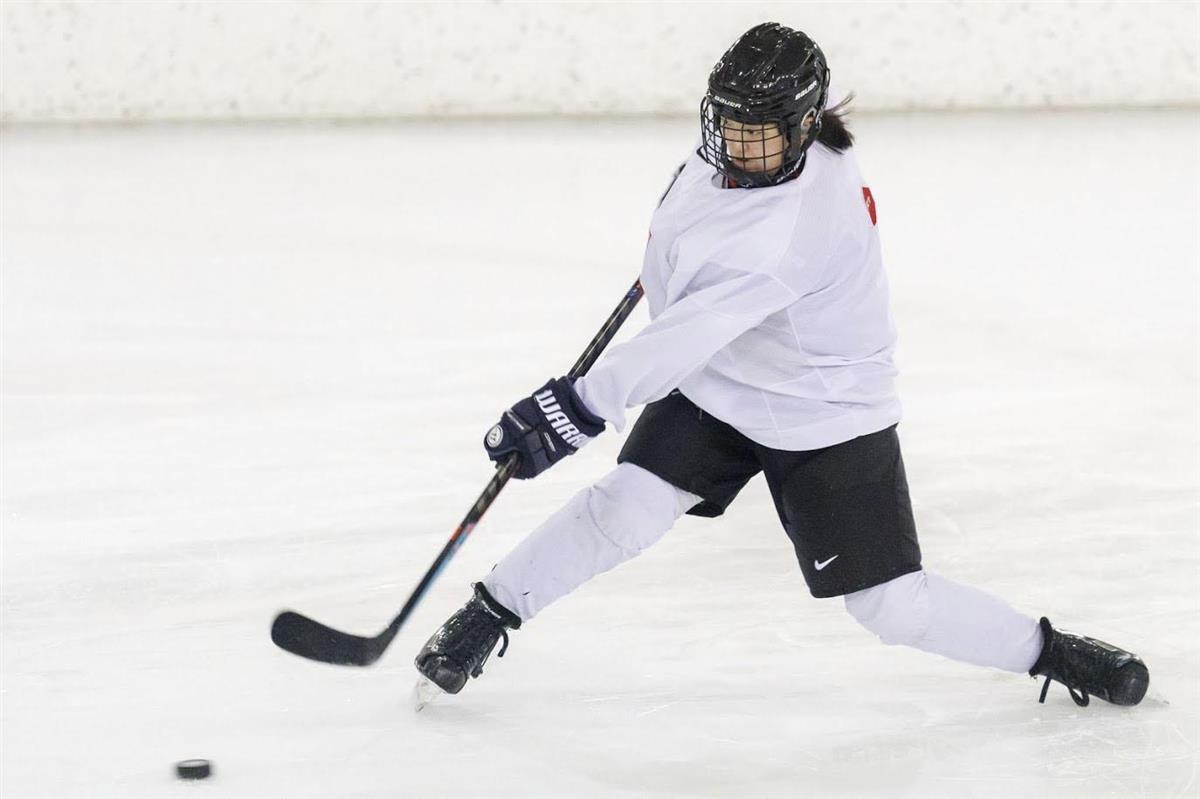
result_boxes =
[698,23,831,188]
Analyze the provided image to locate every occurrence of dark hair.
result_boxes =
[817,93,854,152]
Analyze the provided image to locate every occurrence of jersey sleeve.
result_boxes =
[573,269,799,431]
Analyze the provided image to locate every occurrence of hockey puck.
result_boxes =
[175,759,212,780]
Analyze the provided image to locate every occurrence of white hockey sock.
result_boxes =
[844,570,1044,673]
[482,463,701,622]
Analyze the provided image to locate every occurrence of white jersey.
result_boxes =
[574,142,901,451]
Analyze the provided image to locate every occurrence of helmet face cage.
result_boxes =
[699,96,813,188]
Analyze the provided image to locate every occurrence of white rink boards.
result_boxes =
[1,110,1198,798]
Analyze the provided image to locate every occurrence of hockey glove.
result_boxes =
[484,377,605,479]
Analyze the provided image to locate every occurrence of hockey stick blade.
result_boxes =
[271,610,395,667]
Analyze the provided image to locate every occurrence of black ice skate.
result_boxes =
[414,583,521,695]
[1029,617,1149,707]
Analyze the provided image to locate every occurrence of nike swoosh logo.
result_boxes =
[814,555,839,571]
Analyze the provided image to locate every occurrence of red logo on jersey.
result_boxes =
[862,186,877,226]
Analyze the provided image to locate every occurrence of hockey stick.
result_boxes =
[270,279,645,666]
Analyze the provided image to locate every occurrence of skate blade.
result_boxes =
[412,676,444,712]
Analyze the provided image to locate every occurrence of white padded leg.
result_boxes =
[483,463,701,622]
[844,570,1043,673]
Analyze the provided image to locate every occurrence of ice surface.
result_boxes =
[2,110,1198,798]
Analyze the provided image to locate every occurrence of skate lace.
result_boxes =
[1038,636,1123,708]
[1039,673,1088,707]
[453,606,510,676]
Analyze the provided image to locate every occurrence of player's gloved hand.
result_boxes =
[484,377,605,479]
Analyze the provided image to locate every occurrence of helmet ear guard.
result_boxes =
[794,104,822,150]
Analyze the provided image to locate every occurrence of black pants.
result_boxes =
[618,391,923,598]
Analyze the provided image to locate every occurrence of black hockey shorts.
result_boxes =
[617,391,922,598]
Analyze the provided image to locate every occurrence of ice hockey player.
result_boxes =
[415,22,1149,709]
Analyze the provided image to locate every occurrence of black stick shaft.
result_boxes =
[375,278,644,644]
[271,279,644,666]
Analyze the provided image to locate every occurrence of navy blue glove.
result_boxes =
[484,377,606,479]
